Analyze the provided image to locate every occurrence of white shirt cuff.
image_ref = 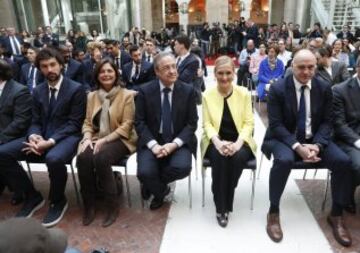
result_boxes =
[354,139,360,149]
[173,138,184,148]
[48,138,56,145]
[292,142,301,150]
[147,140,158,150]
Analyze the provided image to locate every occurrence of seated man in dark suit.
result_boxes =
[135,52,198,210]
[58,45,83,83]
[333,57,360,213]
[3,27,23,57]
[174,35,199,86]
[0,59,32,204]
[315,45,350,86]
[262,49,353,247]
[19,46,44,92]
[104,39,132,76]
[142,38,157,63]
[122,45,155,90]
[81,41,103,91]
[0,48,86,227]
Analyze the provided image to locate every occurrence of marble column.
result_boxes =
[206,0,228,25]
[283,0,296,23]
[242,0,252,20]
[140,0,153,31]
[151,0,164,31]
[295,0,311,32]
[269,0,285,25]
[40,0,50,26]
[176,0,190,34]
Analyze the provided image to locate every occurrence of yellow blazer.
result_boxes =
[81,88,137,153]
[201,85,257,158]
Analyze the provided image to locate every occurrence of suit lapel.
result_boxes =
[49,77,67,119]
[348,78,360,112]
[171,82,181,128]
[318,68,332,83]
[310,79,318,125]
[0,80,12,108]
[151,80,161,127]
[286,76,297,118]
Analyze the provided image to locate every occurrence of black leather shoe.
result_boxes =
[344,204,356,214]
[11,192,24,206]
[216,213,228,228]
[150,186,170,210]
[141,184,151,201]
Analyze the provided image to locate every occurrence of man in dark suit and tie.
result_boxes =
[135,52,198,210]
[19,46,44,92]
[315,45,350,86]
[58,45,83,83]
[142,38,157,63]
[0,59,32,204]
[104,39,132,75]
[81,41,103,91]
[0,48,86,227]
[3,27,23,57]
[174,35,199,86]
[262,49,353,247]
[333,57,360,214]
[122,45,155,90]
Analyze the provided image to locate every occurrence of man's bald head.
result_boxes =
[292,49,317,84]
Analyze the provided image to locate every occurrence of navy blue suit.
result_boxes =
[2,36,23,55]
[64,58,83,83]
[81,58,96,91]
[121,61,155,90]
[177,53,199,86]
[135,79,198,199]
[0,77,86,203]
[19,63,44,91]
[261,74,352,207]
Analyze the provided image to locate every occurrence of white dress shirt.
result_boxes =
[48,75,63,100]
[176,52,190,68]
[146,81,183,149]
[0,80,6,97]
[292,77,312,150]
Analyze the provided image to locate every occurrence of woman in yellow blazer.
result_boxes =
[77,59,137,227]
[201,56,256,227]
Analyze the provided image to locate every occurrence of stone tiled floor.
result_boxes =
[0,171,170,253]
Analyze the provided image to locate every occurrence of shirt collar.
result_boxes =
[357,76,360,88]
[178,51,190,61]
[48,75,63,91]
[159,80,174,91]
[0,80,6,90]
[293,76,312,91]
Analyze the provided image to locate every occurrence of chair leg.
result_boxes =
[202,166,206,207]
[140,183,144,208]
[124,164,132,208]
[303,169,308,180]
[313,169,318,179]
[194,156,198,181]
[25,162,34,184]
[257,153,264,180]
[70,164,81,206]
[188,175,192,209]
[322,170,331,211]
[250,169,256,211]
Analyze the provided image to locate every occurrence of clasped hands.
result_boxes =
[213,137,243,157]
[79,138,107,155]
[22,134,54,156]
[295,144,321,163]
[151,143,178,158]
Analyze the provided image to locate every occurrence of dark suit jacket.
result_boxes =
[333,77,360,146]
[262,75,333,158]
[19,63,44,88]
[28,77,86,142]
[135,79,198,154]
[0,79,32,143]
[177,53,199,85]
[337,31,354,42]
[81,58,96,91]
[64,58,83,83]
[122,61,155,90]
[315,61,350,86]
[108,50,132,72]
[3,36,23,55]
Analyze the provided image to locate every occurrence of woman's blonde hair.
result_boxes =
[214,56,235,72]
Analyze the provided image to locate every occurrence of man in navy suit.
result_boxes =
[174,35,199,87]
[42,26,59,47]
[122,45,155,90]
[19,46,44,92]
[58,45,83,83]
[3,27,23,57]
[0,48,86,227]
[135,52,198,210]
[81,41,103,91]
[142,38,157,63]
[262,49,353,246]
[104,39,132,76]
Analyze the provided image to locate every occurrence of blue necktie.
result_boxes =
[27,66,35,92]
[132,64,139,83]
[48,88,57,118]
[297,86,306,143]
[162,88,172,142]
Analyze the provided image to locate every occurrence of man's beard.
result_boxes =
[46,73,60,82]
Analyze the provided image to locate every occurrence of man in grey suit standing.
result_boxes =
[0,59,32,203]
[333,57,360,213]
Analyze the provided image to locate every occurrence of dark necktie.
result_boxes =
[297,86,306,143]
[11,36,20,55]
[176,57,181,68]
[48,87,57,118]
[28,65,35,92]
[132,64,139,82]
[116,57,121,68]
[162,88,172,142]
[147,55,151,62]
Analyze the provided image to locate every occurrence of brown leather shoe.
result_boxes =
[266,213,283,242]
[82,206,96,226]
[327,215,352,247]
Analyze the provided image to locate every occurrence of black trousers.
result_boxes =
[0,136,80,203]
[266,140,352,208]
[76,139,129,203]
[237,64,250,86]
[137,146,192,200]
[206,144,254,214]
